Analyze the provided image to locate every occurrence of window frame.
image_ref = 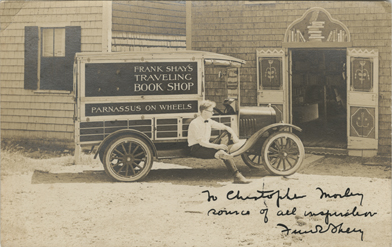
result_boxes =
[35,26,70,93]
[41,27,66,58]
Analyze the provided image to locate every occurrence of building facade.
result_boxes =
[190,1,391,156]
[1,1,390,157]
[0,1,185,147]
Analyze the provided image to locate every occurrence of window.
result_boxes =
[24,26,81,91]
[42,28,65,57]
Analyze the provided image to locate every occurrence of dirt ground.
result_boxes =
[1,145,391,247]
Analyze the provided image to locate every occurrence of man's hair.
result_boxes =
[199,100,216,112]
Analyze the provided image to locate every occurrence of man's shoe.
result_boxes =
[233,171,251,184]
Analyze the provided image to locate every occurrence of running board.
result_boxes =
[157,149,189,159]
[305,147,348,156]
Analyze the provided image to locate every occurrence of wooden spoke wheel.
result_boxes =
[103,136,153,182]
[241,150,264,169]
[261,131,305,176]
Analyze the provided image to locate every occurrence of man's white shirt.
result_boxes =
[187,116,227,147]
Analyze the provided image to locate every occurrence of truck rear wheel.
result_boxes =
[241,151,264,169]
[241,137,266,169]
[103,135,153,182]
[261,131,304,176]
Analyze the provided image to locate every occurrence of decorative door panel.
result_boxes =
[347,49,378,150]
[257,49,287,122]
[350,107,376,139]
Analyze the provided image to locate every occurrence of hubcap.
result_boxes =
[123,155,133,164]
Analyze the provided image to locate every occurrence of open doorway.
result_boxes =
[291,49,347,149]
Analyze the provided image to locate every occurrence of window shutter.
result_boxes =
[24,26,39,90]
[40,26,81,91]
[64,26,81,91]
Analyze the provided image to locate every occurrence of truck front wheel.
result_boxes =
[261,131,304,176]
[103,135,153,182]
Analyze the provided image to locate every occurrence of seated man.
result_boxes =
[187,100,251,184]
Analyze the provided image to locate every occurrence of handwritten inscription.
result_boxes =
[316,187,364,206]
[226,188,306,207]
[304,206,376,225]
[207,209,250,216]
[202,187,376,241]
[277,222,365,241]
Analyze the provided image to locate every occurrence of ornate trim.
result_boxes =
[284,7,351,43]
[256,49,284,56]
[348,49,379,57]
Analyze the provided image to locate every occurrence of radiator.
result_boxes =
[240,118,257,138]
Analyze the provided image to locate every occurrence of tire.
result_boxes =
[241,151,264,169]
[241,137,266,169]
[98,149,105,164]
[261,131,305,176]
[103,135,153,182]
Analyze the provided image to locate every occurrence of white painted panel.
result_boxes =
[348,137,378,150]
[348,92,377,107]
[257,90,284,104]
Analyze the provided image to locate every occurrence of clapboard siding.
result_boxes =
[192,1,391,155]
[0,1,105,144]
[0,115,74,125]
[112,1,185,35]
[1,108,73,117]
[111,1,186,52]
[112,31,186,52]
[0,100,74,111]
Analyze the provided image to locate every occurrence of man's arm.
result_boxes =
[211,121,240,143]
[199,140,228,151]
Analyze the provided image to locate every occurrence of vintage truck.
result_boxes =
[73,50,305,182]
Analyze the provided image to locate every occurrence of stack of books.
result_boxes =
[307,21,325,42]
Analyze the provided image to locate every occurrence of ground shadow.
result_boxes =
[31,167,269,186]
[31,170,112,184]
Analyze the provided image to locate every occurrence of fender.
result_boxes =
[93,129,158,159]
[231,123,302,157]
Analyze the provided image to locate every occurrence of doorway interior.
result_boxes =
[291,49,347,149]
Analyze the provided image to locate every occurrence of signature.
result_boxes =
[278,222,364,241]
